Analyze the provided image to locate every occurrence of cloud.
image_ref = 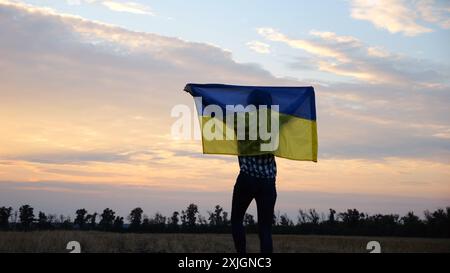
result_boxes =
[67,0,154,15]
[246,40,271,54]
[0,0,287,185]
[309,30,361,45]
[349,0,450,36]
[258,28,352,63]
[366,46,390,58]
[67,0,82,5]
[416,0,450,29]
[101,1,153,15]
[317,61,378,82]
[258,27,450,86]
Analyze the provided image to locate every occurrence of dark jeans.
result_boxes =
[231,172,277,253]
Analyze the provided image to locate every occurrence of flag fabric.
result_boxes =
[184,83,318,162]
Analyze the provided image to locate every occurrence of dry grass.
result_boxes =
[0,231,449,253]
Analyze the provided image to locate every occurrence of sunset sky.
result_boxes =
[0,0,449,220]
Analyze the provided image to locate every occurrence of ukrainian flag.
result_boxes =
[184,83,317,162]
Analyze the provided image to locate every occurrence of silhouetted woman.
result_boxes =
[231,90,277,253]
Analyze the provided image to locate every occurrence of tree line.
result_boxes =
[0,204,449,238]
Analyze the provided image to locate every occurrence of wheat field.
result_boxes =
[0,231,449,253]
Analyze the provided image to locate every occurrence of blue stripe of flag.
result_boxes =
[184,83,316,121]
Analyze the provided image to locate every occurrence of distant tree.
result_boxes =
[367,214,400,236]
[424,207,450,237]
[307,209,320,225]
[339,209,365,228]
[297,209,308,224]
[57,214,72,230]
[99,208,115,231]
[62,219,73,229]
[47,214,57,227]
[141,215,151,231]
[19,204,35,230]
[328,209,336,224]
[280,213,294,226]
[402,212,420,225]
[74,209,88,229]
[208,205,225,226]
[244,213,255,226]
[86,212,97,229]
[0,206,12,229]
[170,211,179,226]
[180,210,187,227]
[150,212,167,225]
[3,203,450,237]
[128,207,143,231]
[37,211,50,229]
[113,216,124,231]
[185,204,198,227]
